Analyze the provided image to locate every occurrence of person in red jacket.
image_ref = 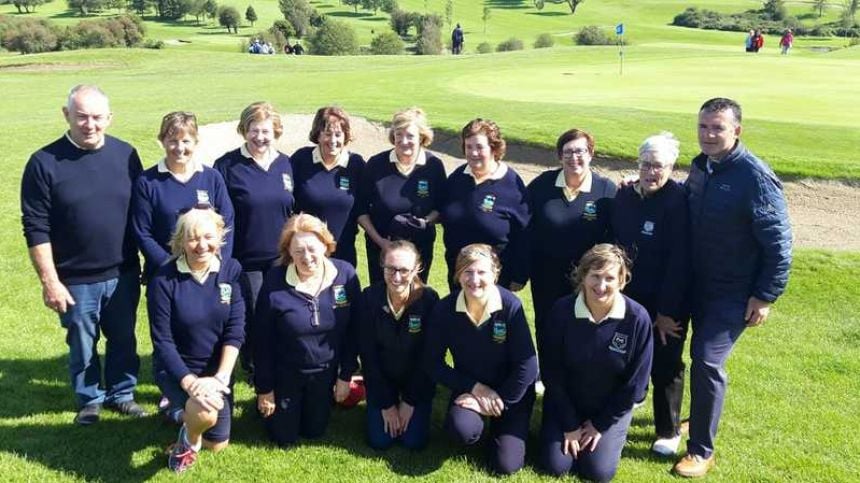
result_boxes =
[779,29,793,55]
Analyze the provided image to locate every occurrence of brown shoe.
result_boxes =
[673,453,715,478]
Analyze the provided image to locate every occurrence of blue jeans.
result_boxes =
[59,272,140,408]
[366,399,432,451]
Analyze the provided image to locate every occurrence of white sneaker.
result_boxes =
[652,434,682,456]
[535,380,546,395]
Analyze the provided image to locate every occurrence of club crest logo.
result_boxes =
[218,283,232,304]
[282,173,293,192]
[417,179,430,198]
[609,331,628,354]
[480,194,497,213]
[333,285,349,306]
[492,320,507,343]
[196,190,210,204]
[339,176,350,191]
[583,201,598,221]
[408,315,422,333]
[641,220,655,236]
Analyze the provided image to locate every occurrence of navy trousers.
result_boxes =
[445,387,535,475]
[687,298,747,458]
[266,366,336,447]
[540,402,633,482]
[366,399,432,451]
[238,269,265,376]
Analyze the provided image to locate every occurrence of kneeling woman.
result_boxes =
[424,244,538,475]
[540,244,653,482]
[254,213,362,447]
[360,240,439,450]
[147,207,245,473]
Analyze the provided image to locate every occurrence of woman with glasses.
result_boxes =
[526,128,616,348]
[424,244,538,475]
[253,213,362,447]
[359,240,439,450]
[357,108,447,285]
[610,132,689,457]
[133,111,234,283]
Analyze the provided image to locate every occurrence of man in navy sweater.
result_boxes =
[20,85,145,425]
[673,98,792,477]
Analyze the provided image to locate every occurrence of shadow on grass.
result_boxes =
[359,16,387,22]
[527,11,568,16]
[486,0,531,9]
[328,11,374,18]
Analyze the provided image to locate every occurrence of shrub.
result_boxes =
[217,5,241,33]
[1,18,59,54]
[414,12,443,35]
[496,37,523,52]
[143,38,165,48]
[309,18,358,55]
[476,41,493,53]
[415,17,442,54]
[278,0,313,37]
[534,32,554,48]
[370,31,403,54]
[389,8,411,36]
[575,25,613,45]
[272,19,296,41]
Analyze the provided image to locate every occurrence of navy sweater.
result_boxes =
[147,258,246,381]
[291,147,365,252]
[611,181,689,320]
[527,169,616,267]
[424,287,538,407]
[21,135,142,284]
[441,165,530,285]
[253,259,362,394]
[542,294,653,433]
[214,149,294,272]
[360,282,439,408]
[132,165,235,280]
[357,150,447,245]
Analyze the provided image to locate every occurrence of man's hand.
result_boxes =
[745,296,771,327]
[654,313,683,346]
[43,279,75,314]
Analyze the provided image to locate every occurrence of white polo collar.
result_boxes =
[455,284,503,326]
[464,161,508,184]
[240,143,279,171]
[555,169,592,202]
[177,255,221,284]
[312,146,350,170]
[389,149,427,176]
[286,257,339,296]
[574,291,626,324]
[157,157,204,182]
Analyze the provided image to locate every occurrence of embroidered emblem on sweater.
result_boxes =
[492,320,507,343]
[641,220,655,236]
[218,283,232,304]
[480,194,496,213]
[333,285,349,306]
[408,315,422,333]
[583,201,597,221]
[196,190,210,204]
[282,173,293,191]
[339,176,350,191]
[417,179,430,197]
[609,332,628,354]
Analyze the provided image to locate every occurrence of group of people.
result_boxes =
[21,85,792,480]
[744,28,794,54]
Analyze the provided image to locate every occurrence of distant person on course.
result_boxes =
[744,30,755,52]
[452,23,464,54]
[672,98,792,478]
[21,84,146,425]
[779,29,793,55]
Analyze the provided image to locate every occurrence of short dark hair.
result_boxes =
[309,106,352,145]
[461,118,506,161]
[700,97,742,124]
[555,128,594,158]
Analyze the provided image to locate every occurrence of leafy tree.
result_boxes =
[341,0,360,13]
[189,0,208,24]
[482,5,490,33]
[272,19,295,41]
[217,4,240,33]
[762,0,787,21]
[67,0,106,15]
[6,0,48,14]
[131,0,147,15]
[245,5,257,26]
[361,0,382,14]
[533,0,584,15]
[203,0,217,19]
[812,0,828,17]
[369,30,403,53]
[841,0,859,27]
[415,16,441,54]
[278,0,313,37]
[309,18,358,54]
[1,17,58,52]
[379,0,395,13]
[389,8,411,35]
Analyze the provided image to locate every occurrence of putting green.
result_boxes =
[452,46,860,127]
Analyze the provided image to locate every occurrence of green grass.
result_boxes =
[0,0,859,479]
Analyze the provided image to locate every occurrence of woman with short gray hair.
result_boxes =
[610,131,690,456]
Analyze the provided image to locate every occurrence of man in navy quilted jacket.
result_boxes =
[673,98,792,478]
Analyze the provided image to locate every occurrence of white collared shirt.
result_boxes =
[285,257,339,296]
[555,169,593,202]
[157,157,204,183]
[464,161,508,185]
[386,287,411,320]
[240,144,280,172]
[389,149,427,176]
[312,146,350,171]
[455,284,503,326]
[65,131,103,151]
[177,255,221,284]
[574,292,626,324]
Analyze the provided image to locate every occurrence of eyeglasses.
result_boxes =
[638,161,671,172]
[383,266,415,276]
[561,148,590,158]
